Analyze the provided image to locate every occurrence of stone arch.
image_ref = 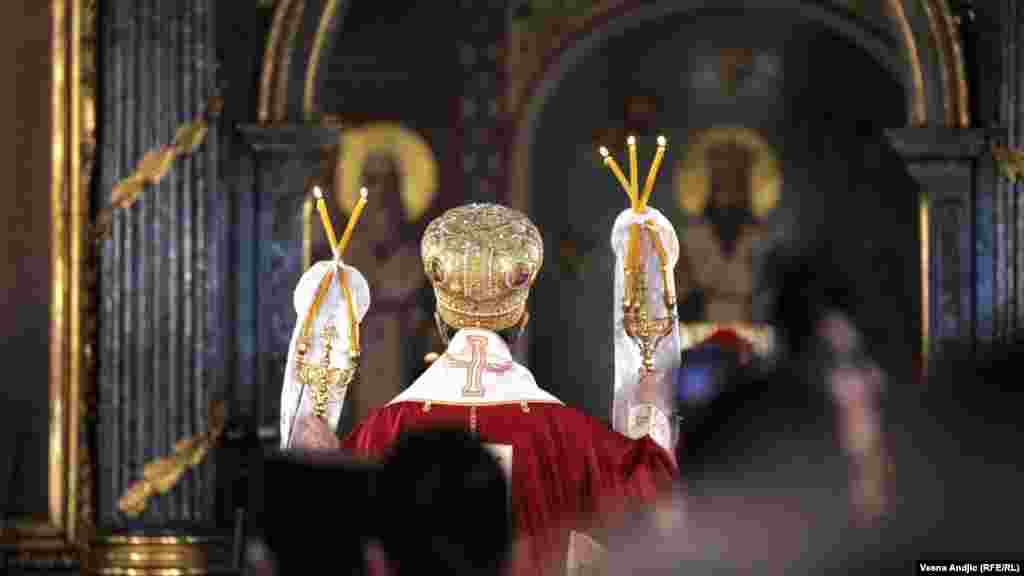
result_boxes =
[255,1,968,192]
[506,0,969,211]
[255,1,968,157]
[257,0,351,124]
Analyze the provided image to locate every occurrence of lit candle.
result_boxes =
[640,135,668,207]
[337,186,369,257]
[313,186,340,258]
[628,136,640,212]
[599,146,637,208]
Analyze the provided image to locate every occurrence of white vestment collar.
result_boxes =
[388,328,564,406]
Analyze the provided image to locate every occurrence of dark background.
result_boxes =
[1,4,1018,572]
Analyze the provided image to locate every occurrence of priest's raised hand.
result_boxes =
[293,414,340,451]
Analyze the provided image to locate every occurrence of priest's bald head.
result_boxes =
[421,203,543,345]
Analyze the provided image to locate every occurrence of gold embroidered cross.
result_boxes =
[446,335,513,397]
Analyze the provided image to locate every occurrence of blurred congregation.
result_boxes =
[249,259,1024,575]
[3,0,1024,574]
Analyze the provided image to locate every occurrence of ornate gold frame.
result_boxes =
[1,0,89,562]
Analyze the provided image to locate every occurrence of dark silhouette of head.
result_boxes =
[375,427,512,576]
[257,428,511,576]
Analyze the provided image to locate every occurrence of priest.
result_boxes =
[286,202,677,575]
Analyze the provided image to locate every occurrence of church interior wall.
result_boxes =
[529,7,918,420]
[0,1,56,526]
[3,0,1020,572]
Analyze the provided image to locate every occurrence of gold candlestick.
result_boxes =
[313,186,340,258]
[597,136,676,374]
[337,187,368,257]
[640,135,667,207]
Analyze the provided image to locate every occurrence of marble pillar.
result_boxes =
[97,0,222,526]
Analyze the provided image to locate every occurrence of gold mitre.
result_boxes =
[421,203,543,331]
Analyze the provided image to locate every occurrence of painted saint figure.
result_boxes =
[675,128,778,325]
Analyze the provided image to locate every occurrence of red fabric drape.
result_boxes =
[341,402,677,575]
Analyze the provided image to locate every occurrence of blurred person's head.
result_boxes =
[257,451,379,575]
[610,243,1024,574]
[257,427,511,576]
[606,246,895,574]
[372,427,512,576]
[679,244,879,489]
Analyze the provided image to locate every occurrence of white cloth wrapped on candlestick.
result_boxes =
[280,260,371,449]
[610,207,681,453]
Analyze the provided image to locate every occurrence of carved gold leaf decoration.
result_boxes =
[118,483,152,517]
[173,122,210,154]
[992,145,1024,183]
[93,96,223,243]
[117,400,228,517]
[136,146,177,184]
[110,176,147,209]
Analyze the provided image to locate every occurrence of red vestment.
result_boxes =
[342,402,676,574]
[339,329,677,575]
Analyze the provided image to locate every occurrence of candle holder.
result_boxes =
[295,186,366,422]
[600,136,675,374]
[622,222,678,373]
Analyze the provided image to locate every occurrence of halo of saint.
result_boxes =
[336,122,439,223]
[675,125,781,219]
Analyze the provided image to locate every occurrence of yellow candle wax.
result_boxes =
[337,186,369,257]
[624,223,643,306]
[628,136,640,212]
[337,267,360,355]
[313,186,340,257]
[599,146,637,208]
[641,136,667,207]
[627,222,643,270]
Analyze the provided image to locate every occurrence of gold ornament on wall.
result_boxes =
[336,122,438,223]
[117,401,227,517]
[93,96,223,243]
[675,126,781,219]
[992,145,1024,183]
